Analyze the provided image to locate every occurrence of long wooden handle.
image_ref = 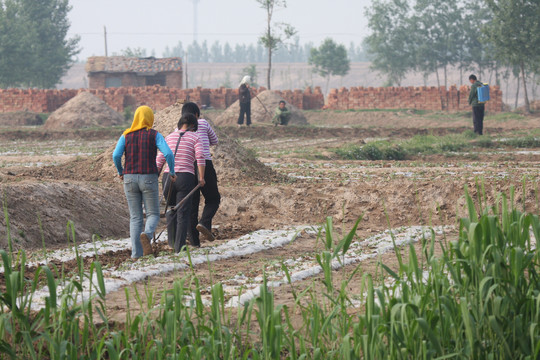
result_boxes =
[172,184,201,211]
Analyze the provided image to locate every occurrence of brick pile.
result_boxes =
[327,85,503,113]
[0,85,502,114]
[0,86,324,113]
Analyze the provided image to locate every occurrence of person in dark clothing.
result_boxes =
[181,102,221,244]
[238,76,251,126]
[468,74,485,135]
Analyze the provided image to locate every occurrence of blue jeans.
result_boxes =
[123,174,160,258]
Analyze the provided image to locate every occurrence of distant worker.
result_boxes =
[272,100,291,126]
[468,74,484,135]
[238,76,252,127]
[181,102,221,244]
[113,106,176,258]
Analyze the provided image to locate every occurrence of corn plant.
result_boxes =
[0,186,538,359]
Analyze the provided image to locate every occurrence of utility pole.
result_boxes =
[192,0,200,42]
[103,26,108,57]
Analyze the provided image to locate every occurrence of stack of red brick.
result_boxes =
[0,86,325,113]
[0,85,502,114]
[327,85,503,113]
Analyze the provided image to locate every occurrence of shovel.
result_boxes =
[154,184,201,243]
[251,89,273,123]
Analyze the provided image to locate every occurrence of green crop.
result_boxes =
[0,186,538,358]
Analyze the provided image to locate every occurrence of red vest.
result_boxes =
[123,129,158,174]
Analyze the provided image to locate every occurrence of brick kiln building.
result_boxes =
[85,56,183,89]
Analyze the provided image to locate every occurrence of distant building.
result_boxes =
[85,56,183,89]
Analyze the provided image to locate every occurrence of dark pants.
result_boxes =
[238,102,251,125]
[278,114,290,126]
[190,160,221,243]
[163,172,198,252]
[472,105,484,135]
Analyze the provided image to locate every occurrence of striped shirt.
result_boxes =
[156,129,205,175]
[197,119,218,161]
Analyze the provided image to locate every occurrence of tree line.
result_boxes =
[364,0,540,112]
[160,39,368,64]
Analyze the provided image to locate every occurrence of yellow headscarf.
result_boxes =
[123,105,155,136]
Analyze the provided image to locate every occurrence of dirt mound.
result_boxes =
[44,92,125,130]
[0,111,44,127]
[153,102,281,184]
[0,181,129,249]
[27,101,282,184]
[214,90,308,126]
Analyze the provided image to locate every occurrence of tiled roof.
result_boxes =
[85,56,182,74]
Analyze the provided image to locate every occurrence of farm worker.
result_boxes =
[113,105,176,259]
[181,102,220,243]
[272,100,291,126]
[468,74,484,135]
[237,75,252,127]
[156,113,206,252]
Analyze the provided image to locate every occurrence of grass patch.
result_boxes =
[333,132,540,160]
[488,111,528,122]
[504,136,540,148]
[38,113,49,122]
[335,142,407,160]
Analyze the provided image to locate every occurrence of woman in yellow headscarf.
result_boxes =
[113,106,177,258]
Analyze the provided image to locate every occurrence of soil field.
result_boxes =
[1,108,539,325]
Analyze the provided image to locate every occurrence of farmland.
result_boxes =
[0,108,539,358]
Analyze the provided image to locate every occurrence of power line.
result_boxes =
[70,32,364,37]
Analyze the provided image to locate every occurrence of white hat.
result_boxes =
[240,75,251,86]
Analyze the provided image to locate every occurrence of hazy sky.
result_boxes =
[68,0,371,59]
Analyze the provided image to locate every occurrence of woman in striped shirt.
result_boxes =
[181,102,220,243]
[156,113,206,252]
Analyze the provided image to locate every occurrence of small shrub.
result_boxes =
[506,136,540,148]
[123,106,134,121]
[462,129,477,139]
[362,143,383,160]
[474,136,494,148]
[438,140,467,152]
[382,144,406,160]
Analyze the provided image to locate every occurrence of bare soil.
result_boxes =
[1,108,539,324]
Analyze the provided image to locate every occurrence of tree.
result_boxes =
[412,0,464,90]
[187,41,202,62]
[364,0,415,86]
[163,41,184,57]
[210,41,222,62]
[485,0,540,112]
[256,0,296,89]
[241,64,258,87]
[309,38,350,93]
[0,0,79,88]
[120,47,147,57]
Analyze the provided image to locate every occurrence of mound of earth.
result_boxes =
[214,90,308,126]
[29,101,282,184]
[153,101,281,184]
[44,92,125,130]
[0,181,129,249]
[0,111,43,126]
